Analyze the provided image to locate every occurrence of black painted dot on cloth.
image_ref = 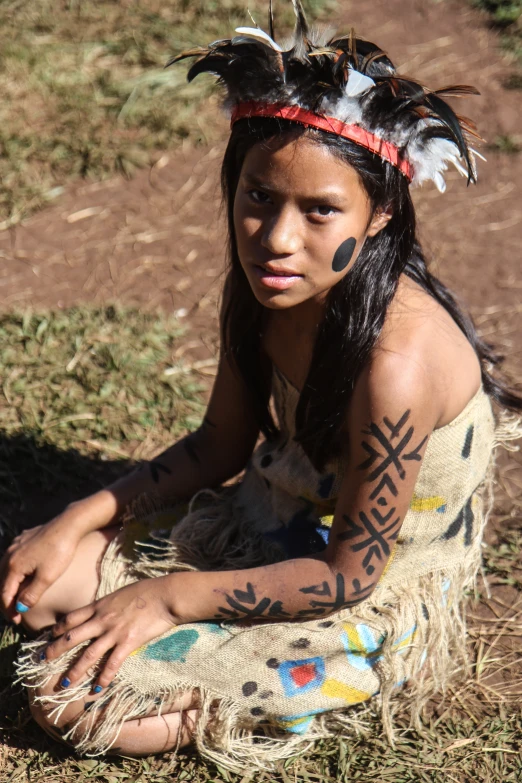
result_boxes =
[318,621,334,628]
[242,681,258,697]
[251,707,264,716]
[421,603,430,621]
[259,690,274,699]
[260,454,273,468]
[266,658,279,669]
[290,637,311,649]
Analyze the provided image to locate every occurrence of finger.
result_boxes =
[15,572,54,615]
[96,642,134,690]
[1,570,27,615]
[51,604,96,639]
[44,618,103,663]
[60,635,117,689]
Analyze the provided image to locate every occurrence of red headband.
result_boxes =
[231,101,414,182]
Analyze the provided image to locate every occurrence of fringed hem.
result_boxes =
[16,636,373,772]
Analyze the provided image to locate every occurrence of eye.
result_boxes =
[248,189,272,205]
[310,205,338,217]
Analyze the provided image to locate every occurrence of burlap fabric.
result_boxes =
[17,370,520,772]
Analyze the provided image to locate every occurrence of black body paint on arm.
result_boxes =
[337,409,428,575]
[148,461,172,484]
[332,237,356,273]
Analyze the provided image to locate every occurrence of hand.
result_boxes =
[0,519,82,624]
[43,577,177,692]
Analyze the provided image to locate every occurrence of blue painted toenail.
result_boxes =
[16,601,29,613]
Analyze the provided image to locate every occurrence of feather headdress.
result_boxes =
[168,0,484,191]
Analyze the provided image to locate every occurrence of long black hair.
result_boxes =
[221,117,522,471]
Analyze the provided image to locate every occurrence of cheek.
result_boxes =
[331,237,357,273]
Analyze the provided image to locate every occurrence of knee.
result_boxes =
[20,602,59,636]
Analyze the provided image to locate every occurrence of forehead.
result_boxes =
[240,135,364,197]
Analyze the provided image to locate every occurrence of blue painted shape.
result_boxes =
[436,505,447,513]
[278,657,326,698]
[318,473,336,499]
[276,707,330,734]
[341,623,384,672]
[144,629,199,662]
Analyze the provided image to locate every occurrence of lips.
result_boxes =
[253,264,303,290]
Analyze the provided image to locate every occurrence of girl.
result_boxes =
[4,0,521,772]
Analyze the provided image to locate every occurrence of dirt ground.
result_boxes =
[0,0,521,708]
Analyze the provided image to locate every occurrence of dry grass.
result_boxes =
[0,0,333,227]
[0,305,521,783]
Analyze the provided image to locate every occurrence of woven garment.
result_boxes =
[18,370,520,772]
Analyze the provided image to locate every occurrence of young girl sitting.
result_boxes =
[3,0,521,772]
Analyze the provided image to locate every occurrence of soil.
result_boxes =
[0,0,520,701]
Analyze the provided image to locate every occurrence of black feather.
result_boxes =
[268,0,275,41]
[424,92,474,181]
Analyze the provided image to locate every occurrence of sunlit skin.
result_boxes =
[233,134,390,327]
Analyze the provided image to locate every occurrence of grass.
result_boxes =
[0,0,332,228]
[0,305,521,783]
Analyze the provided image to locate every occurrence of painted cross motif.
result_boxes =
[337,409,428,576]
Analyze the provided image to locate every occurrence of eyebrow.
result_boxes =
[242,173,348,207]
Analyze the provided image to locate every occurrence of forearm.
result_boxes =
[164,557,373,625]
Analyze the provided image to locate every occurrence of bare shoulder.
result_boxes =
[371,276,482,428]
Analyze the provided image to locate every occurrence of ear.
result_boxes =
[367,209,392,237]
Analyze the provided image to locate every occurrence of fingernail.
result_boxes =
[40,651,46,662]
[93,685,103,694]
[60,677,71,688]
[15,601,29,614]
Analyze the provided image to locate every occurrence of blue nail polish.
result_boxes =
[60,677,71,688]
[40,651,46,661]
[16,601,29,614]
[93,685,103,694]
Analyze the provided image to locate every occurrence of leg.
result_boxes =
[21,528,119,634]
[29,674,200,754]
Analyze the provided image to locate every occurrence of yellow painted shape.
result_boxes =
[410,494,446,512]
[341,623,365,653]
[130,645,147,657]
[319,514,334,527]
[321,678,371,704]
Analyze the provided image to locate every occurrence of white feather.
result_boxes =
[345,70,375,97]
[235,27,283,52]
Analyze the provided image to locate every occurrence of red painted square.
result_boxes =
[290,663,317,688]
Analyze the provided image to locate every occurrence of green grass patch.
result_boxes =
[0,0,332,226]
[0,305,521,781]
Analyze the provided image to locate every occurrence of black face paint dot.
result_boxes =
[250,707,264,716]
[318,620,334,628]
[332,237,356,273]
[421,603,430,621]
[260,454,273,468]
[242,681,258,697]
[259,690,274,699]
[290,637,311,649]
[266,658,279,669]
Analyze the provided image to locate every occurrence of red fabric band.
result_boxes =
[231,101,414,181]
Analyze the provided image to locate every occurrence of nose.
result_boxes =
[261,207,302,256]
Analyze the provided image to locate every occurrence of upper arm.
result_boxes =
[201,351,266,465]
[321,354,441,602]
